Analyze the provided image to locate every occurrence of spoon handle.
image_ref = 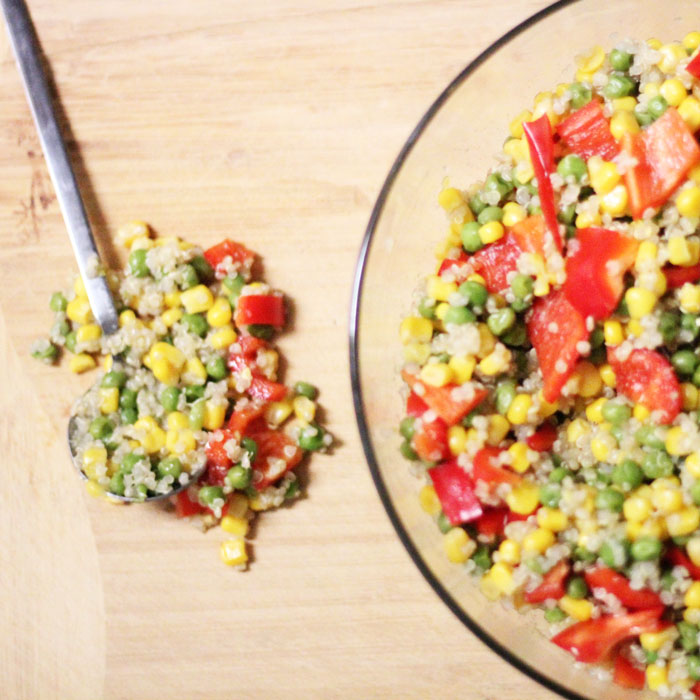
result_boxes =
[1,0,118,334]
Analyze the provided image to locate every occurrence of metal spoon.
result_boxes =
[2,0,201,502]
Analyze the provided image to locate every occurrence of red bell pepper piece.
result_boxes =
[623,107,700,219]
[428,460,483,525]
[526,423,557,452]
[552,607,668,663]
[228,401,268,436]
[401,369,488,427]
[527,288,588,403]
[613,652,646,690]
[663,262,700,289]
[687,51,700,81]
[406,392,429,418]
[238,335,269,356]
[412,417,450,462]
[174,490,205,518]
[563,227,638,320]
[556,100,619,160]
[203,239,255,271]
[509,215,547,255]
[585,567,662,610]
[470,233,523,293]
[523,115,563,252]
[246,428,303,489]
[607,347,682,425]
[667,546,700,580]
[693,681,700,699]
[235,294,285,328]
[471,446,522,493]
[228,347,288,403]
[438,251,471,280]
[474,507,509,537]
[524,560,570,604]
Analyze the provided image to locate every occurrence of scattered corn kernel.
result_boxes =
[98,387,119,414]
[117,220,150,247]
[522,527,555,554]
[479,221,505,245]
[497,539,521,565]
[506,481,540,516]
[507,442,531,473]
[443,527,476,564]
[680,284,700,313]
[487,415,510,445]
[679,96,700,133]
[420,362,454,387]
[576,45,605,77]
[646,664,668,692]
[658,42,687,72]
[448,355,476,384]
[69,353,96,374]
[66,296,93,324]
[559,595,593,622]
[76,323,102,344]
[688,537,700,567]
[221,515,249,538]
[604,320,624,346]
[448,425,468,456]
[537,507,568,532]
[678,187,700,219]
[509,110,532,139]
[633,404,651,421]
[566,418,590,444]
[293,395,316,424]
[686,581,700,608]
[206,297,232,327]
[686,452,700,479]
[203,401,226,431]
[403,342,431,365]
[623,494,653,522]
[438,186,464,212]
[586,397,607,423]
[506,394,532,425]
[667,507,700,537]
[660,78,687,107]
[219,538,248,567]
[625,287,657,319]
[180,284,215,313]
[479,347,512,376]
[588,157,621,196]
[600,183,629,217]
[599,364,616,388]
[502,202,527,227]
[419,484,441,516]
[161,308,183,327]
[641,627,679,652]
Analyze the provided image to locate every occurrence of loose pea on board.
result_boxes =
[33,225,331,568]
[399,31,700,697]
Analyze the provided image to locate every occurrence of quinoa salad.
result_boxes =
[398,34,700,695]
[32,222,331,569]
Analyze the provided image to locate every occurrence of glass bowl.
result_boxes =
[350,1,697,698]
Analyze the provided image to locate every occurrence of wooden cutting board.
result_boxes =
[0,1,559,698]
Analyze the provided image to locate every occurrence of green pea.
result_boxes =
[119,388,137,410]
[179,263,199,290]
[556,154,587,182]
[635,426,665,449]
[595,487,624,512]
[120,407,138,425]
[672,349,698,376]
[459,280,488,307]
[641,450,674,479]
[417,297,436,319]
[436,511,453,533]
[222,273,245,297]
[659,311,680,343]
[569,82,592,109]
[510,274,533,301]
[461,407,482,428]
[558,203,577,225]
[226,465,252,490]
[49,291,68,312]
[566,576,588,599]
[539,483,561,508]
[589,346,606,366]
[64,331,77,353]
[495,380,517,415]
[660,571,676,591]
[471,545,491,570]
[400,440,418,461]
[181,313,209,338]
[285,480,300,500]
[691,481,700,506]
[611,459,643,490]
[678,622,700,652]
[101,370,127,389]
[109,472,126,496]
[198,485,224,507]
[248,324,274,340]
[528,203,542,216]
[89,416,114,440]
[616,297,630,317]
[604,73,636,99]
[484,173,513,200]
[468,193,487,216]
[526,558,544,575]
[444,306,476,325]
[477,206,503,225]
[648,95,669,120]
[688,655,700,681]
[241,437,258,464]
[692,364,700,388]
[206,356,228,381]
[54,319,70,338]
[635,108,654,127]
[544,607,567,623]
[156,457,182,480]
[399,417,416,441]
[573,546,597,564]
[128,248,150,278]
[549,467,570,484]
[501,322,528,347]
[682,314,700,340]
[31,342,58,363]
[299,424,326,451]
[160,386,181,412]
[601,400,631,425]
[294,381,317,400]
[599,540,629,570]
[631,536,662,561]
[189,400,205,430]
[587,327,604,349]
[460,221,483,253]
[185,384,205,402]
[190,255,214,284]
[673,535,692,547]
[487,307,516,336]
[120,452,143,473]
[645,650,659,664]
[609,48,633,71]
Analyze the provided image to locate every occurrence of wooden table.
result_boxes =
[0,1,560,698]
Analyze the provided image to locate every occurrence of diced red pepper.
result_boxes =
[585,567,663,610]
[623,107,700,219]
[608,347,682,425]
[523,115,563,252]
[401,369,488,427]
[471,446,522,494]
[412,417,450,462]
[509,215,547,256]
[526,423,557,452]
[527,289,588,403]
[551,607,668,663]
[474,507,509,537]
[663,262,700,289]
[524,560,570,604]
[248,375,288,403]
[667,546,700,580]
[438,251,471,280]
[693,681,700,699]
[563,227,638,321]
[235,294,285,328]
[406,392,429,418]
[203,239,255,270]
[174,490,205,518]
[613,651,646,690]
[246,428,303,490]
[428,460,483,525]
[556,100,619,161]
[471,233,523,293]
[228,401,268,436]
[238,335,269,357]
[687,51,700,81]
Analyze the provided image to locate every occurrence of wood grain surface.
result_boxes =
[0,1,559,698]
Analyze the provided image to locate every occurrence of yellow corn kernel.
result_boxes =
[623,493,653,522]
[447,425,468,456]
[476,323,497,358]
[612,96,637,112]
[103,354,113,372]
[686,452,700,479]
[566,418,590,444]
[434,302,449,321]
[116,220,149,248]
[161,308,183,328]
[427,275,458,303]
[660,78,687,107]
[509,110,532,139]
[625,286,657,319]
[448,355,476,384]
[684,31,700,51]
[506,394,532,426]
[577,45,605,76]
[640,627,679,652]
[76,323,102,344]
[184,357,207,384]
[668,237,693,266]
[537,507,568,532]
[626,319,643,337]
[651,486,684,514]
[585,397,607,423]
[69,353,96,374]
[478,347,512,376]
[588,157,621,196]
[203,401,226,431]
[98,387,119,415]
[559,595,593,622]
[642,81,661,97]
[82,446,107,479]
[206,297,232,328]
[437,186,464,212]
[467,273,486,286]
[150,342,186,371]
[479,221,505,245]
[600,184,629,217]
[151,358,179,386]
[73,274,87,298]
[633,404,650,422]
[522,527,555,554]
[219,538,248,566]
[590,435,612,462]
[293,395,316,424]
[118,309,136,327]
[682,383,699,411]
[434,236,457,261]
[265,398,293,427]
[666,426,693,456]
[688,537,700,567]
[603,319,624,346]
[166,412,189,430]
[506,481,540,516]
[502,202,527,227]
[66,296,93,324]
[507,442,531,474]
[574,361,603,398]
[85,480,107,499]
[208,325,236,351]
[226,493,248,519]
[497,539,521,565]
[418,484,441,516]
[403,342,431,365]
[686,581,700,608]
[645,664,668,692]
[129,235,153,251]
[667,507,700,537]
[166,428,196,454]
[221,515,249,538]
[487,415,510,446]
[679,96,700,133]
[180,284,214,314]
[681,284,700,314]
[503,137,529,163]
[678,186,700,219]
[162,291,181,309]
[134,417,166,454]
[575,210,602,229]
[658,42,687,72]
[443,527,476,564]
[635,240,659,269]
[420,362,453,388]
[487,562,516,595]
[595,366,615,390]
